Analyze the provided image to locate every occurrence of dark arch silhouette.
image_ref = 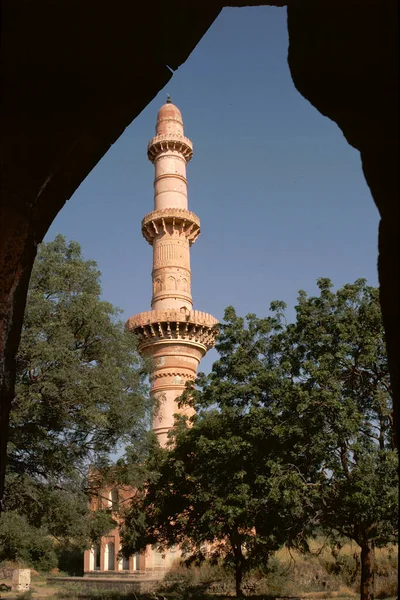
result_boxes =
[0,0,398,509]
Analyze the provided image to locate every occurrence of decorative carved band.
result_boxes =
[151,372,195,380]
[142,209,200,245]
[156,116,183,126]
[135,323,217,352]
[154,154,186,164]
[128,311,219,352]
[152,273,191,295]
[153,242,190,264]
[154,173,187,186]
[143,208,199,225]
[129,309,218,328]
[148,133,193,163]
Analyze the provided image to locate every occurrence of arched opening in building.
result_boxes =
[91,544,100,571]
[153,549,164,568]
[104,541,115,571]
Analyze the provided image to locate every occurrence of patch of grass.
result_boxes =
[156,542,398,599]
[2,540,396,600]
[16,592,33,600]
[56,591,128,599]
[54,592,172,600]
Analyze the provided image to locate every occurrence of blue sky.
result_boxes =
[47,6,379,374]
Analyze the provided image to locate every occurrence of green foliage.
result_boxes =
[283,279,397,543]
[4,473,94,546]
[10,235,149,480]
[122,279,397,600]
[87,510,117,545]
[276,278,397,600]
[16,592,33,600]
[4,235,149,562]
[56,545,84,576]
[0,511,57,571]
[121,308,317,596]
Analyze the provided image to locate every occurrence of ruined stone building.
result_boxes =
[83,98,218,575]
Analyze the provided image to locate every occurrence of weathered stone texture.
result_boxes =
[11,569,30,592]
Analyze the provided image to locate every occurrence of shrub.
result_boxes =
[0,511,57,571]
[323,552,360,586]
[16,592,33,600]
[375,548,398,599]
[56,545,84,576]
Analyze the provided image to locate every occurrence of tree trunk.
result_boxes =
[232,542,244,597]
[360,541,375,600]
[234,561,243,598]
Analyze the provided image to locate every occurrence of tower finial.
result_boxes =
[166,94,171,103]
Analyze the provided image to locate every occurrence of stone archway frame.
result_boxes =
[0,0,398,511]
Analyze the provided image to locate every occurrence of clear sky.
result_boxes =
[46,6,380,374]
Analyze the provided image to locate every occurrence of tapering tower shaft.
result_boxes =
[152,100,189,211]
[144,100,197,312]
[128,99,217,447]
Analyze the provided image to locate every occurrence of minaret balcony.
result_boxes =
[127,309,219,352]
[147,133,193,163]
[141,208,200,245]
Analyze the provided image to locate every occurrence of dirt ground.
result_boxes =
[0,575,60,599]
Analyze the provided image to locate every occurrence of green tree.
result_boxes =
[0,511,57,571]
[121,279,397,600]
[282,278,397,600]
[4,235,149,555]
[121,308,320,597]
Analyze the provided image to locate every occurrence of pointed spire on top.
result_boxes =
[166,94,172,104]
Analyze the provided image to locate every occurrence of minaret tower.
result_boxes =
[127,97,218,447]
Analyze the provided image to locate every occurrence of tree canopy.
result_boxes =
[284,278,397,600]
[121,279,397,600]
[1,236,149,565]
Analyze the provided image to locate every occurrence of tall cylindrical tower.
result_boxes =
[127,97,218,447]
